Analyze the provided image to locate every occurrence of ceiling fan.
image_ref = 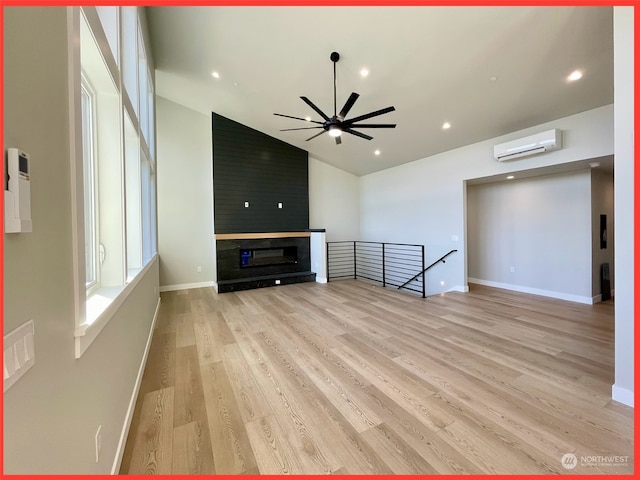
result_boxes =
[274,51,396,145]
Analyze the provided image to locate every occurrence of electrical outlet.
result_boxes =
[510,266,515,273]
[95,425,102,463]
[197,266,202,273]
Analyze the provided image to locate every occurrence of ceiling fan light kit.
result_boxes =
[274,51,396,145]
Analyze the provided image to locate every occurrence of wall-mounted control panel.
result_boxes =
[5,148,32,233]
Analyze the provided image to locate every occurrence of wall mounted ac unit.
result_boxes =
[494,129,562,161]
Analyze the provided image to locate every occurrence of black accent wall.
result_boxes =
[212,113,309,233]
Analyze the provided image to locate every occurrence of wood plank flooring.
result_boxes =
[119,281,633,474]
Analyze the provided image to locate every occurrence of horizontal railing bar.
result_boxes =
[385,267,423,275]
[383,251,422,256]
[357,268,383,277]
[383,251,423,258]
[327,241,424,249]
[386,272,422,279]
[356,266,383,274]
[327,241,424,248]
[383,271,420,279]
[383,261,423,269]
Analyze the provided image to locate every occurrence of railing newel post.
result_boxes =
[382,243,386,287]
[421,245,426,298]
[326,241,330,282]
[353,241,357,279]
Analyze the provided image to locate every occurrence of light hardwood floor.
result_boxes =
[120,280,633,474]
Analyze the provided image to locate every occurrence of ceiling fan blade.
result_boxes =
[338,92,360,120]
[280,126,324,131]
[344,106,395,125]
[344,128,373,141]
[306,130,328,141]
[274,113,323,124]
[301,96,330,121]
[348,123,396,129]
[335,136,342,145]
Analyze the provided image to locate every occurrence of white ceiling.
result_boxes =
[146,6,613,177]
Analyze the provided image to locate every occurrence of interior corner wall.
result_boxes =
[359,105,614,296]
[309,156,360,241]
[612,6,634,406]
[3,7,159,473]
[467,170,592,302]
[156,96,215,289]
[591,169,615,297]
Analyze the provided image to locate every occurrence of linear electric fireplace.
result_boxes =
[216,233,315,292]
[241,246,298,268]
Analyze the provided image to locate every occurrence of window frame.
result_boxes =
[81,73,100,296]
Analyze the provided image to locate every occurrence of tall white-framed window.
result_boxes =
[124,111,142,279]
[81,75,99,295]
[71,6,157,358]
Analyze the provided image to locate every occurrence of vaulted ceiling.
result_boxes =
[147,6,613,176]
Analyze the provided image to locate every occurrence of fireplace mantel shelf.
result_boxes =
[215,232,312,240]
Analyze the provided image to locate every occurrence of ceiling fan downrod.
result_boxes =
[331,51,340,117]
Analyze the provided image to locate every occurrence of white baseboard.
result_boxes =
[449,285,469,293]
[212,282,219,293]
[159,281,215,292]
[591,288,615,304]
[612,384,634,407]
[315,276,328,284]
[111,296,161,474]
[468,278,594,305]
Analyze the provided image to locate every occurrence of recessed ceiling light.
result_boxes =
[360,68,369,78]
[233,81,239,87]
[567,70,583,82]
[305,116,311,122]
[442,122,451,130]
[211,71,220,79]
[507,175,515,180]
[489,76,497,82]
[374,149,381,156]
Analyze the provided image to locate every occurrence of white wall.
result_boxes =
[156,96,215,290]
[309,157,360,241]
[3,7,159,473]
[360,105,614,295]
[591,169,615,298]
[612,6,634,406]
[468,170,593,303]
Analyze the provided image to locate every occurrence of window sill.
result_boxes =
[74,255,157,358]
